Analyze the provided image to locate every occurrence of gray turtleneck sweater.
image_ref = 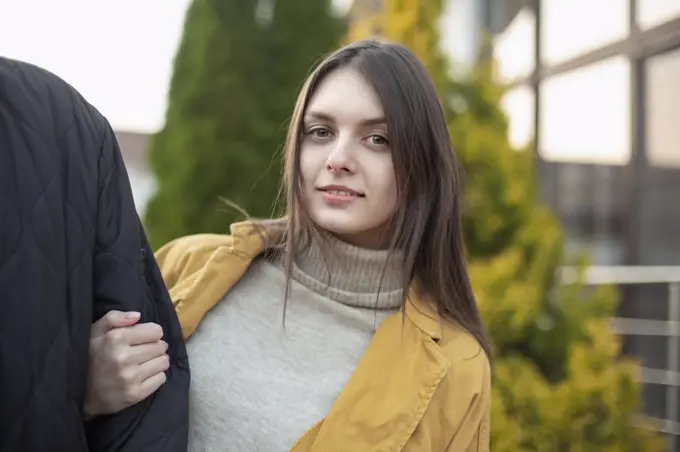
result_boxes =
[186,235,403,452]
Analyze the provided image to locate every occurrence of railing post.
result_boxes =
[667,282,680,450]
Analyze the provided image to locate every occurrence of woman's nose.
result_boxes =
[325,139,354,174]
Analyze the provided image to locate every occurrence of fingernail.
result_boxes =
[125,311,141,319]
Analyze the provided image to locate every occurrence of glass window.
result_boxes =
[500,85,535,149]
[638,165,680,265]
[637,0,680,30]
[564,235,626,265]
[637,48,680,266]
[539,56,631,165]
[547,162,627,266]
[646,47,680,169]
[541,0,629,66]
[440,0,485,74]
[493,7,536,82]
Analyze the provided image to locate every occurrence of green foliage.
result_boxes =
[144,0,344,248]
[347,0,450,109]
[350,2,664,450]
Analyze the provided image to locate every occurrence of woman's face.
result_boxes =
[299,67,398,249]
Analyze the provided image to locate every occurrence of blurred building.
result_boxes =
[469,0,680,447]
[115,131,156,216]
[350,0,679,265]
[488,0,680,268]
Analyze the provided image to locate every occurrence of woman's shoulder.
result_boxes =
[154,233,234,289]
[438,325,492,390]
[406,290,491,384]
[155,219,279,263]
[156,233,234,259]
[153,219,285,287]
[155,232,235,269]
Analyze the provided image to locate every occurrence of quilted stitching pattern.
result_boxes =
[0,58,189,452]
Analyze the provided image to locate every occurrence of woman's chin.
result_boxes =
[314,218,362,237]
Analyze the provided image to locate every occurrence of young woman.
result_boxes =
[86,40,492,451]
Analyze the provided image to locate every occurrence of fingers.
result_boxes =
[127,323,164,346]
[86,319,169,417]
[138,354,171,382]
[127,340,168,365]
[121,358,169,406]
[136,371,168,402]
[103,322,163,347]
[115,353,169,407]
[91,311,141,338]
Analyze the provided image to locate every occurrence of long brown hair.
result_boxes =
[271,39,490,362]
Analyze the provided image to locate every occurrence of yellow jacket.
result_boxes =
[155,221,491,451]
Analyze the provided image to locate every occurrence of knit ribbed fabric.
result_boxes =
[287,230,403,309]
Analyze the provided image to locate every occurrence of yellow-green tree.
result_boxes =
[143,0,343,249]
[349,1,664,450]
[346,0,449,102]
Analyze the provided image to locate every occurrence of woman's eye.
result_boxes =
[310,128,331,138]
[369,135,388,146]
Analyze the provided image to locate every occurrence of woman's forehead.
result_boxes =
[306,68,385,124]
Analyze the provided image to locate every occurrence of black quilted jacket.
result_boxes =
[0,57,190,451]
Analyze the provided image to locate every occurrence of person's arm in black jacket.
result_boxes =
[83,117,190,452]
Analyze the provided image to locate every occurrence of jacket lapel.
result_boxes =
[175,222,268,340]
[300,292,451,451]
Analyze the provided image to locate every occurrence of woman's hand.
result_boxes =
[84,311,170,419]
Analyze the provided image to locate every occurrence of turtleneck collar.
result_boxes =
[279,230,404,310]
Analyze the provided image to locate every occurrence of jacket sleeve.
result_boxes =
[84,117,190,452]
[456,402,490,452]
[447,354,491,452]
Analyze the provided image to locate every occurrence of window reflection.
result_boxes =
[500,85,535,149]
[493,7,535,82]
[646,47,680,169]
[539,56,631,165]
[540,0,629,66]
[637,0,680,30]
[548,162,627,265]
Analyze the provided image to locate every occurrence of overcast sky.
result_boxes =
[0,0,486,136]
[0,0,354,133]
[0,0,193,132]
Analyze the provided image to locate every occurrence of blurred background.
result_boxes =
[2,0,679,450]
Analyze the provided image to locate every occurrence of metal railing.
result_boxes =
[558,265,680,450]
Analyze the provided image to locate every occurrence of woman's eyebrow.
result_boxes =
[305,111,386,126]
